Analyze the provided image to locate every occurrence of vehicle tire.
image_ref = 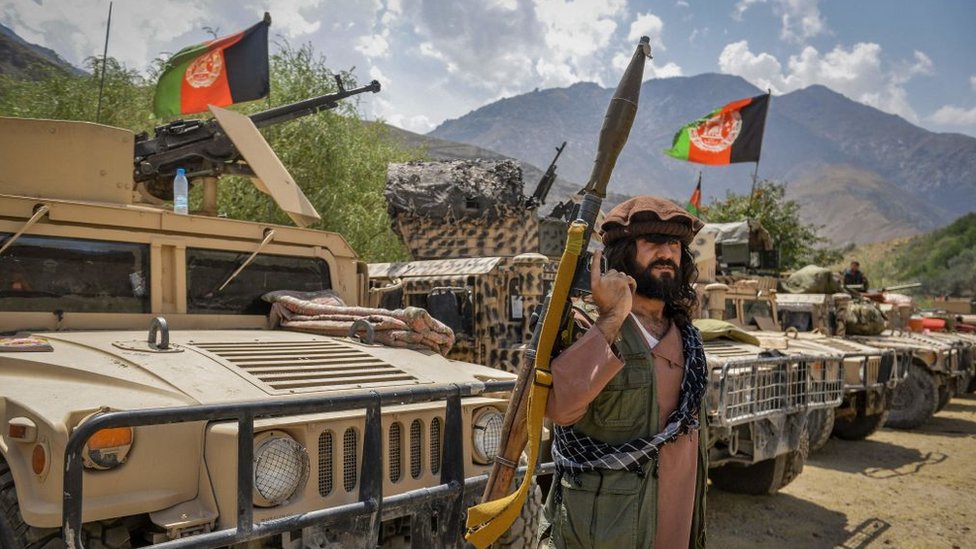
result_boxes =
[496,481,544,548]
[496,460,544,549]
[885,362,939,429]
[709,428,808,495]
[968,373,976,394]
[833,409,889,440]
[806,407,835,452]
[0,457,64,549]
[935,380,953,413]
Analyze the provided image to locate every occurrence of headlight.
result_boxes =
[253,431,309,507]
[471,407,504,465]
[82,426,134,470]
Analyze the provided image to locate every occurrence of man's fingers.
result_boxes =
[626,275,637,292]
[591,248,603,287]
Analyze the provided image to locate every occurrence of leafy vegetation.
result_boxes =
[0,43,423,262]
[856,213,976,296]
[703,180,843,269]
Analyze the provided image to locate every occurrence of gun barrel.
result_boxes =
[250,79,381,128]
[530,140,567,205]
[884,282,922,292]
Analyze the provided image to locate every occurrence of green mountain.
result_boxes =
[429,74,976,244]
[0,22,83,79]
[866,213,976,296]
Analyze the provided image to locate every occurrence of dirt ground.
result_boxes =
[708,393,976,548]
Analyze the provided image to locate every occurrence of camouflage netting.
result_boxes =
[385,160,549,260]
[782,265,843,294]
[386,160,528,221]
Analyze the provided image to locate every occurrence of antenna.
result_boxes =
[95,1,113,123]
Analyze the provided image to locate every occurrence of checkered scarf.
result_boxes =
[551,320,707,477]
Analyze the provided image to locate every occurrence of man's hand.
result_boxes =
[590,248,635,344]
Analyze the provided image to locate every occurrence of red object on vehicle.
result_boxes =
[921,317,946,331]
[956,323,976,333]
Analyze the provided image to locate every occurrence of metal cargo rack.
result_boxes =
[63,380,535,549]
[708,354,844,428]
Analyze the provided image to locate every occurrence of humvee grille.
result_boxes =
[430,417,442,474]
[317,431,333,496]
[410,420,422,479]
[389,422,402,483]
[192,340,420,393]
[343,428,357,492]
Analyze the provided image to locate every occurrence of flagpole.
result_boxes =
[95,2,113,123]
[748,90,772,212]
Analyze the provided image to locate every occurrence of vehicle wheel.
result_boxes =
[0,457,64,549]
[968,373,976,394]
[496,480,544,548]
[709,428,808,495]
[958,371,974,395]
[886,362,939,429]
[935,380,953,413]
[496,455,544,549]
[833,409,889,440]
[807,407,835,452]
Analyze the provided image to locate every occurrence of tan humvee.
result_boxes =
[0,114,519,548]
[700,281,901,449]
[372,164,846,496]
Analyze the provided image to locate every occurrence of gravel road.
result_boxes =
[708,393,976,548]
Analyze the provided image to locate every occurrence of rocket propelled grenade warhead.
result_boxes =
[584,36,651,198]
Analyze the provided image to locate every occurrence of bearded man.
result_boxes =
[539,196,708,549]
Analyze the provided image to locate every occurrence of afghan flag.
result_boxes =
[665,93,770,165]
[686,175,702,216]
[153,16,270,118]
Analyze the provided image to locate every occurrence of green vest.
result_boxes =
[542,316,708,549]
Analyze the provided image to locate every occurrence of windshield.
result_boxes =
[0,233,149,313]
[186,248,331,314]
[781,310,814,332]
[743,299,774,327]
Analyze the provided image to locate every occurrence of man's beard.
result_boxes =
[630,259,683,303]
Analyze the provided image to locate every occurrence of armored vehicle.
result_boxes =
[372,162,841,495]
[774,290,957,430]
[0,109,524,548]
[694,320,842,493]
[700,281,901,449]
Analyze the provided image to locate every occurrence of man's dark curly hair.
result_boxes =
[603,237,699,328]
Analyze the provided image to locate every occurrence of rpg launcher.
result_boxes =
[464,37,652,549]
[133,77,380,201]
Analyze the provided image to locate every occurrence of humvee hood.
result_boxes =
[29,329,515,406]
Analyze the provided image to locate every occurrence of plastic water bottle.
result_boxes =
[173,168,189,214]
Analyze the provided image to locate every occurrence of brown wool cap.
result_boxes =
[601,195,705,246]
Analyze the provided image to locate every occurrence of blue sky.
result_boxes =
[3,0,975,137]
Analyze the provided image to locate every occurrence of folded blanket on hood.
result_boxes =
[263,290,455,356]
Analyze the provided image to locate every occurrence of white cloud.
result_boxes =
[689,27,708,45]
[971,75,976,92]
[248,0,324,38]
[928,105,976,127]
[718,40,929,122]
[612,52,682,80]
[775,0,827,43]
[718,40,786,91]
[627,12,665,52]
[0,0,326,72]
[675,0,690,7]
[355,33,390,58]
[731,0,826,44]
[732,0,766,21]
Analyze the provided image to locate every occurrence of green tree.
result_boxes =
[704,180,841,269]
[215,42,425,261]
[0,43,425,262]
